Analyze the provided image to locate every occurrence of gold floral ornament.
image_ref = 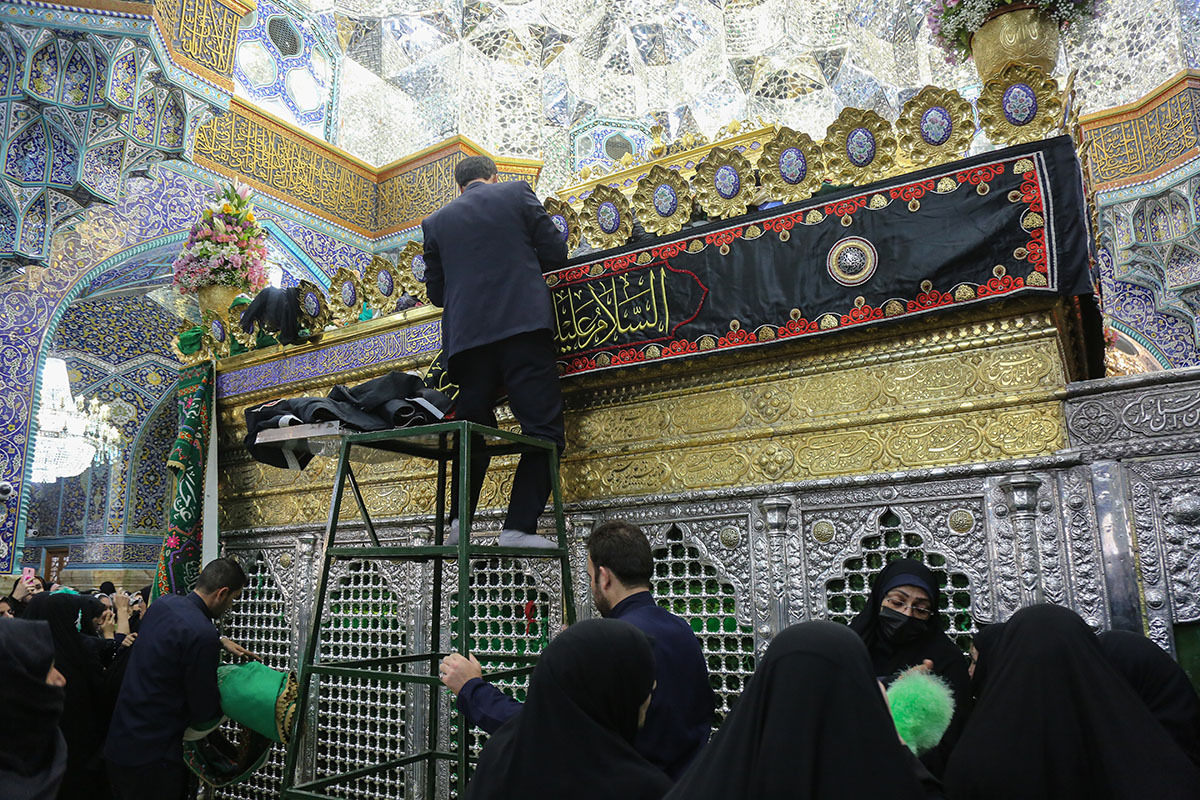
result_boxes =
[329,266,364,326]
[364,255,402,316]
[396,240,432,305]
[823,108,897,185]
[977,63,1062,147]
[580,184,634,251]
[632,164,693,236]
[201,307,231,359]
[759,127,824,204]
[896,86,975,167]
[543,197,581,254]
[295,279,330,336]
[230,304,257,351]
[694,146,754,219]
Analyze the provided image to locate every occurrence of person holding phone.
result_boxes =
[8,570,45,617]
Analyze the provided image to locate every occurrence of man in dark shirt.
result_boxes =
[104,557,254,799]
[440,520,716,780]
[421,155,568,549]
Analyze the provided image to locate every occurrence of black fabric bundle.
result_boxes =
[945,604,1200,800]
[244,370,453,470]
[849,558,971,775]
[0,618,67,797]
[663,620,928,800]
[466,618,670,800]
[239,287,302,345]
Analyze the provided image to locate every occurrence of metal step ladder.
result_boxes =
[274,420,577,798]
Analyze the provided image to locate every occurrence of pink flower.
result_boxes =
[237,184,251,200]
[165,535,180,549]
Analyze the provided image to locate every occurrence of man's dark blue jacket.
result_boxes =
[103,592,222,766]
[421,179,567,360]
[456,591,716,780]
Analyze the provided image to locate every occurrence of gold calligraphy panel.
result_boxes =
[1083,81,1200,189]
[553,267,675,353]
[154,0,243,86]
[194,100,378,232]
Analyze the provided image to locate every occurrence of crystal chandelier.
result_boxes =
[30,358,123,484]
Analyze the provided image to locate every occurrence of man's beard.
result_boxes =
[593,592,612,618]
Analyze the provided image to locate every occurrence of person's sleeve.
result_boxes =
[421,218,445,307]
[183,632,223,727]
[455,678,522,734]
[521,183,568,273]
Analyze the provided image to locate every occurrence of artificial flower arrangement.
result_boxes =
[172,182,269,294]
[926,0,1100,64]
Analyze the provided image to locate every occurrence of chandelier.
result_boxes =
[30,358,122,484]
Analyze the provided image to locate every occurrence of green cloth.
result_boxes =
[176,326,203,355]
[887,669,956,755]
[152,363,212,599]
[217,662,289,743]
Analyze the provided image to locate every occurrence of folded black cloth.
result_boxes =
[239,287,301,345]
[243,371,454,470]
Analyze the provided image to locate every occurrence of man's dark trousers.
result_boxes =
[449,329,564,534]
[108,760,188,800]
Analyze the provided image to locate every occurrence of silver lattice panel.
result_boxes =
[825,509,976,651]
[652,526,756,724]
[214,549,292,800]
[316,559,411,799]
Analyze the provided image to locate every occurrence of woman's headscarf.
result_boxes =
[849,558,971,776]
[466,618,669,800]
[664,621,927,800]
[0,618,67,794]
[969,622,1005,699]
[22,593,112,798]
[945,604,1200,800]
[1099,629,1200,768]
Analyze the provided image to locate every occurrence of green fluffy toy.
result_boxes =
[886,669,956,755]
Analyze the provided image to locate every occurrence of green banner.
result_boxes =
[152,363,213,599]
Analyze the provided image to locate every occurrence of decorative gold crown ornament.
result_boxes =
[896,86,976,167]
[364,255,402,316]
[632,164,694,236]
[328,266,365,326]
[977,63,1061,147]
[390,241,431,306]
[822,108,898,185]
[200,307,232,360]
[758,127,825,204]
[544,197,582,254]
[296,279,331,335]
[694,146,754,219]
[581,184,634,250]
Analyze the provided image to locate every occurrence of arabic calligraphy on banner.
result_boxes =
[553,265,702,352]
[1084,85,1200,187]
[194,102,378,232]
[154,0,241,82]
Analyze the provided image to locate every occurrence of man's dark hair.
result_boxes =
[196,557,247,594]
[586,520,653,588]
[455,155,498,188]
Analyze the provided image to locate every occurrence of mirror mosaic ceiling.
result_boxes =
[234,0,1200,192]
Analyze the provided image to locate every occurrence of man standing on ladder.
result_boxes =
[422,155,569,549]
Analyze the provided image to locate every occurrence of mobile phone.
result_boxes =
[21,567,35,583]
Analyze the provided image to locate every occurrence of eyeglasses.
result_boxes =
[883,593,933,620]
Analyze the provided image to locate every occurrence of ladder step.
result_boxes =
[326,545,567,560]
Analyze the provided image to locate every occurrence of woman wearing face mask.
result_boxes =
[849,558,971,777]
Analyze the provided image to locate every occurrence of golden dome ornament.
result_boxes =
[759,127,824,204]
[823,108,897,185]
[977,63,1062,147]
[897,86,976,167]
[694,146,754,219]
[364,255,402,316]
[632,164,693,236]
[580,184,634,250]
[543,197,581,254]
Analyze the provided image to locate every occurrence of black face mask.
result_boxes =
[878,606,928,645]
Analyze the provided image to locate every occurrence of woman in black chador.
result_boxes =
[663,620,931,800]
[0,619,68,799]
[465,618,670,800]
[850,558,971,774]
[945,604,1200,800]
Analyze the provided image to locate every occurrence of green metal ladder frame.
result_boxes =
[280,420,577,799]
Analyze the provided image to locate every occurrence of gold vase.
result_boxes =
[970,6,1059,84]
[196,284,241,316]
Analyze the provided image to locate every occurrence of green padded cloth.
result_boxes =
[217,662,296,743]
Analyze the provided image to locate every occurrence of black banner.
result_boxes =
[548,136,1092,377]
